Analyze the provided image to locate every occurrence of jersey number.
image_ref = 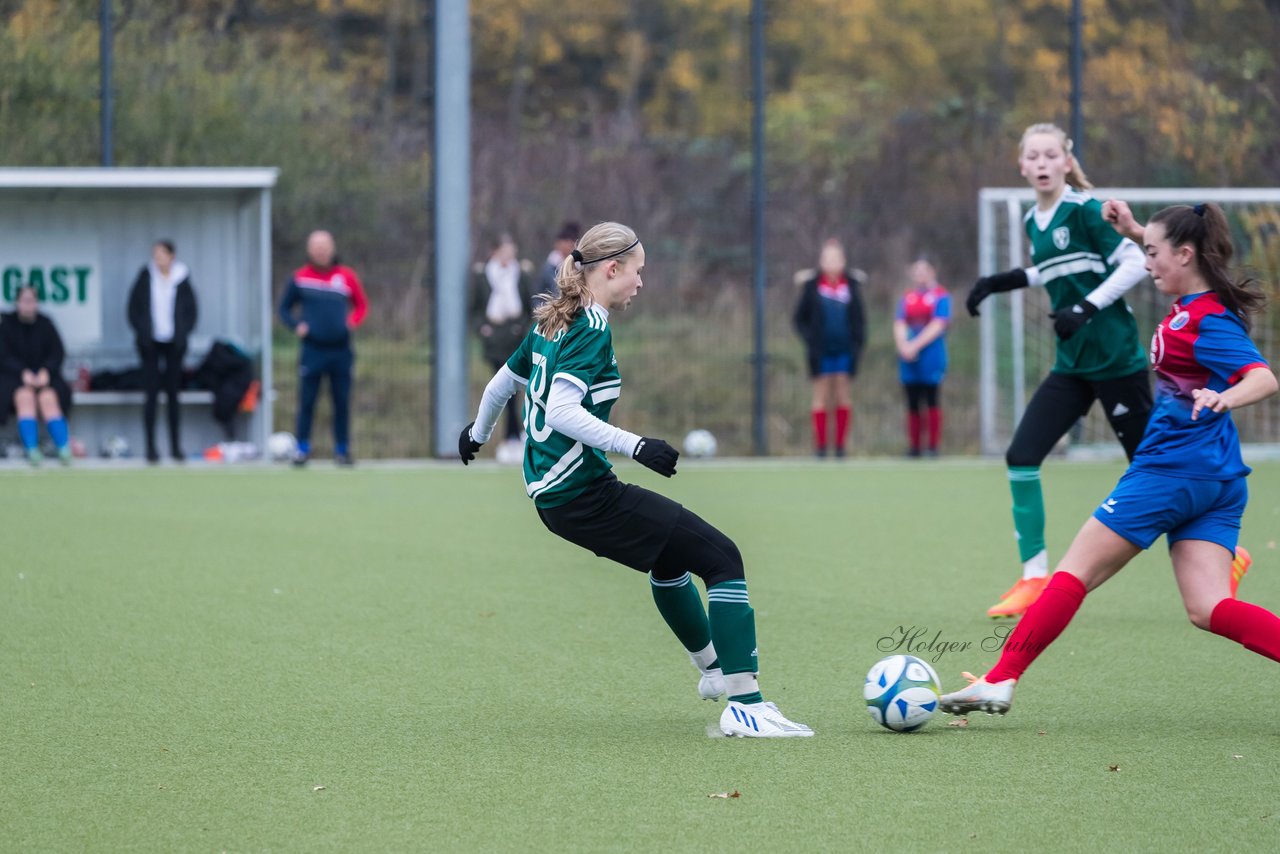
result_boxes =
[525,352,553,442]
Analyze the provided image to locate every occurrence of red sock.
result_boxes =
[927,406,942,450]
[907,411,923,451]
[835,406,851,450]
[985,572,1087,683]
[1209,598,1280,663]
[811,409,828,451]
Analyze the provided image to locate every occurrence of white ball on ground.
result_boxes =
[101,435,131,459]
[267,431,298,462]
[682,429,718,458]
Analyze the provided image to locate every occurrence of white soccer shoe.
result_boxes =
[719,700,814,738]
[690,653,726,701]
[938,672,1016,716]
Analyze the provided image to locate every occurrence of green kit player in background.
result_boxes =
[458,221,812,738]
[967,123,1158,618]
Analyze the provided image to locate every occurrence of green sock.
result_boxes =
[1008,466,1046,563]
[708,580,762,703]
[649,572,713,657]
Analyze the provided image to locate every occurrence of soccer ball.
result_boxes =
[100,434,131,459]
[266,431,298,462]
[864,654,942,732]
[495,437,524,465]
[682,428,718,458]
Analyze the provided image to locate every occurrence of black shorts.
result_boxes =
[537,474,683,573]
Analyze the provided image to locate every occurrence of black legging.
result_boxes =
[140,341,184,458]
[1006,369,1152,467]
[652,507,746,588]
[904,383,939,412]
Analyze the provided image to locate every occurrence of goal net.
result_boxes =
[977,187,1280,457]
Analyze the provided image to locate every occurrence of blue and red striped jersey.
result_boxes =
[1131,291,1268,480]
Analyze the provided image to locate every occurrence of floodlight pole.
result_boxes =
[750,0,767,456]
[1070,0,1083,159]
[100,0,113,166]
[432,0,471,457]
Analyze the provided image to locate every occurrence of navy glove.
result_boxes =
[1050,300,1099,341]
[458,421,483,465]
[633,437,679,477]
[966,268,1030,317]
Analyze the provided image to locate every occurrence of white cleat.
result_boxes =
[719,700,814,738]
[938,672,1016,716]
[689,651,725,701]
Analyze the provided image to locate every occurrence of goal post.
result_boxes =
[978,187,1280,457]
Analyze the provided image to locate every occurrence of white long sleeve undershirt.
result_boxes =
[545,376,642,457]
[468,367,641,457]
[470,364,525,444]
[1024,239,1147,310]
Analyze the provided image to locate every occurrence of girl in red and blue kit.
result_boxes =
[941,201,1280,717]
[894,257,950,456]
[794,239,866,458]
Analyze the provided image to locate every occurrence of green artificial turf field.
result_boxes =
[4,460,1279,852]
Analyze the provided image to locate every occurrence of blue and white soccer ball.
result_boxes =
[864,654,942,732]
[683,428,718,458]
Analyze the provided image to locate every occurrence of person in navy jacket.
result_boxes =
[278,230,368,465]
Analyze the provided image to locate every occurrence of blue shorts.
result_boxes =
[1092,469,1247,553]
[818,353,852,375]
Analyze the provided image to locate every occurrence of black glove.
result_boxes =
[458,421,483,465]
[633,437,679,478]
[966,268,1030,317]
[1050,300,1099,341]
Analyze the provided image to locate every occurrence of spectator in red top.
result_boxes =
[793,239,866,457]
[278,230,368,466]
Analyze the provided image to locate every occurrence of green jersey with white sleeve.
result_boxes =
[506,304,622,507]
[1025,189,1148,381]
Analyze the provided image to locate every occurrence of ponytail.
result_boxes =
[534,254,593,337]
[1019,122,1094,190]
[1150,203,1266,329]
[533,221,639,337]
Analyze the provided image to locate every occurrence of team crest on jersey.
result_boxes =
[1169,310,1191,331]
[1052,227,1070,250]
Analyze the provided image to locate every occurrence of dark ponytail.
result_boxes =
[1149,203,1265,329]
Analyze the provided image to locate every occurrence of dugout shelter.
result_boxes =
[0,168,277,457]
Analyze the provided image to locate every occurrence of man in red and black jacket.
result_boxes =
[278,230,368,465]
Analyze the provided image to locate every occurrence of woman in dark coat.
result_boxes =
[793,238,867,457]
[127,240,198,462]
[470,233,534,448]
[0,285,73,465]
